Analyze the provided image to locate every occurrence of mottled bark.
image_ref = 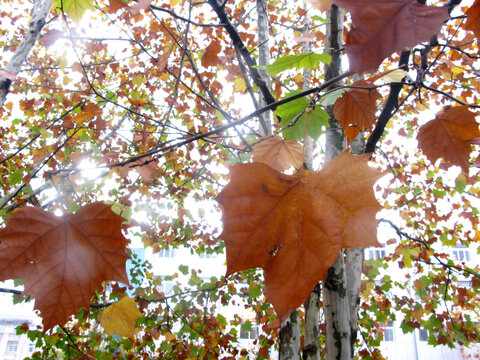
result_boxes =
[279,311,302,360]
[256,0,272,135]
[323,5,351,360]
[0,0,53,108]
[304,284,321,360]
[302,9,321,360]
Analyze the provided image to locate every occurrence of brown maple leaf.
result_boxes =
[305,0,332,12]
[107,0,128,13]
[252,136,304,172]
[201,40,222,68]
[333,79,381,142]
[466,0,480,41]
[334,0,449,73]
[217,152,383,320]
[129,0,153,15]
[41,29,63,47]
[0,203,129,331]
[417,106,480,174]
[118,157,159,185]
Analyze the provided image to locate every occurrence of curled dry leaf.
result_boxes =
[41,29,63,47]
[217,151,384,320]
[305,0,332,12]
[293,33,317,43]
[101,296,142,339]
[252,136,304,172]
[0,202,129,330]
[334,0,449,73]
[417,106,480,174]
[333,79,381,142]
[368,68,407,83]
[108,0,128,13]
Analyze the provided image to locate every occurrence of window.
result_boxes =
[366,249,386,260]
[159,278,174,296]
[28,343,35,352]
[6,340,18,354]
[453,245,471,261]
[457,280,471,288]
[199,252,217,259]
[419,328,429,341]
[158,248,176,258]
[380,321,394,342]
[240,324,259,340]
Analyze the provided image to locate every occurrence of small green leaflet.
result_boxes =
[320,88,347,106]
[455,179,467,193]
[53,0,94,22]
[275,91,329,141]
[311,15,328,23]
[264,53,331,76]
[9,170,22,186]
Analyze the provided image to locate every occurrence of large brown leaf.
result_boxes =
[466,0,480,41]
[334,0,448,73]
[333,79,381,142]
[417,106,480,174]
[0,203,129,330]
[217,152,383,320]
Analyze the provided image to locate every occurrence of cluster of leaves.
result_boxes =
[0,0,480,358]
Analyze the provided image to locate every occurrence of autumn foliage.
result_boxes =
[218,152,383,320]
[0,203,129,330]
[0,0,480,358]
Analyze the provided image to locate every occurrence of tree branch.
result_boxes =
[364,50,410,153]
[207,0,277,107]
[0,0,53,108]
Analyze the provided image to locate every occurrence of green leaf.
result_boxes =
[265,53,331,76]
[453,329,467,343]
[432,189,446,197]
[241,321,252,332]
[400,321,414,333]
[178,264,189,275]
[275,91,329,141]
[9,170,22,186]
[53,0,94,22]
[23,184,33,196]
[248,283,262,298]
[311,15,329,23]
[320,88,347,106]
[455,179,467,193]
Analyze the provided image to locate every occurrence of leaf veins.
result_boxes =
[0,202,129,330]
[217,152,384,320]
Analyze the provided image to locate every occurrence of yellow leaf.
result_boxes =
[170,0,182,7]
[101,296,142,339]
[451,66,466,76]
[53,0,95,23]
[234,77,247,93]
[164,332,176,341]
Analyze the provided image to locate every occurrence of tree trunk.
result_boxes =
[279,311,302,360]
[256,0,272,136]
[302,7,321,360]
[256,2,302,358]
[323,5,352,360]
[0,0,53,108]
